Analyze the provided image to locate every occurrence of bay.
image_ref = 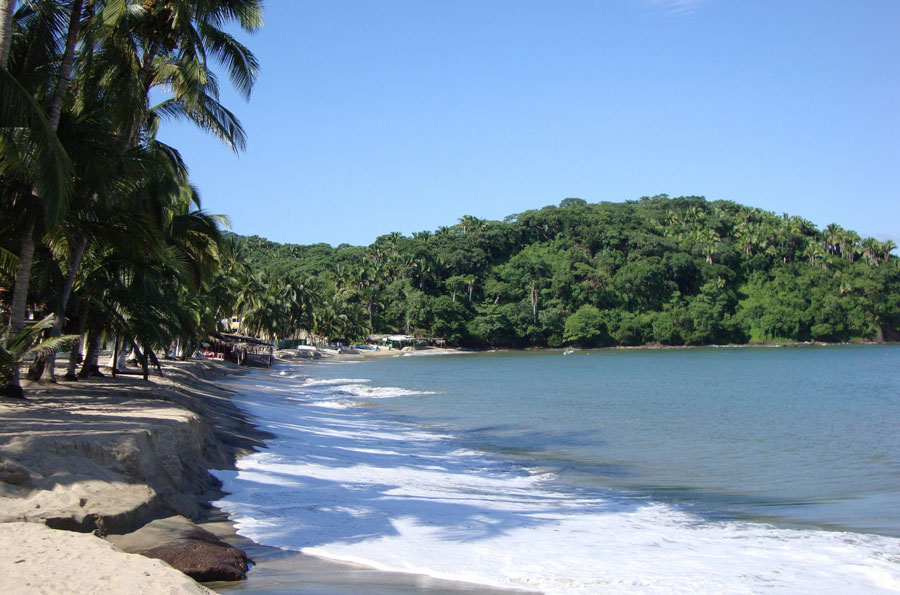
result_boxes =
[215,345,900,593]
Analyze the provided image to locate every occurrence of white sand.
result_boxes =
[0,360,266,593]
[0,522,212,594]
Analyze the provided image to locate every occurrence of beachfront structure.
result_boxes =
[208,333,273,366]
[367,335,445,349]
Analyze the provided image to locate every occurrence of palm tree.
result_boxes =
[880,240,897,263]
[341,301,371,342]
[70,130,229,376]
[463,274,476,302]
[1,314,74,398]
[29,86,155,380]
[67,0,260,376]
[0,1,14,65]
[458,215,485,234]
[4,0,262,389]
[694,228,720,264]
[862,238,880,264]
[825,223,843,256]
[1,0,77,389]
[844,230,861,263]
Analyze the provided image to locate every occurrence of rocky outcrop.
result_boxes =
[108,516,251,582]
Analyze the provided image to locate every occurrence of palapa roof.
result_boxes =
[211,332,273,347]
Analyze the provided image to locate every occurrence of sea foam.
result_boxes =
[215,369,900,594]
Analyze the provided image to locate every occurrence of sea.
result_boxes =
[213,345,900,594]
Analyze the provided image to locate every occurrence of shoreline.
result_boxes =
[5,344,896,592]
[0,353,529,594]
[0,358,272,592]
[432,339,898,356]
[213,346,900,593]
[213,352,532,595]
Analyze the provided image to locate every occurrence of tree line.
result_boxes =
[232,195,900,349]
[1,0,262,397]
[2,3,898,400]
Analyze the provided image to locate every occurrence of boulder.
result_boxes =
[107,516,250,582]
[0,459,30,486]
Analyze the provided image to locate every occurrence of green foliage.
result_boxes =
[563,305,610,347]
[1,315,75,397]
[231,195,900,348]
[426,296,470,345]
[1,0,266,391]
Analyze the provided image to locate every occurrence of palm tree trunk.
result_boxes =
[110,333,120,378]
[125,38,161,143]
[38,233,88,381]
[65,337,81,380]
[0,0,13,68]
[138,39,161,93]
[64,303,88,380]
[78,323,103,378]
[10,0,83,387]
[26,352,45,380]
[140,343,149,381]
[4,214,37,392]
[46,0,83,130]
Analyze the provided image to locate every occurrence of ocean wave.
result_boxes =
[307,400,357,410]
[216,368,900,594]
[400,350,468,357]
[329,383,436,399]
[299,377,372,388]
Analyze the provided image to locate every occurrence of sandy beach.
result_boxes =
[0,358,269,592]
[0,348,515,594]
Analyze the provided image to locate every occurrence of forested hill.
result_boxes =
[231,195,900,347]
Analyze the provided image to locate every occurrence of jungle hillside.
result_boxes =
[230,195,900,348]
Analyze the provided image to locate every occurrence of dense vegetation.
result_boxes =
[1,0,262,396]
[2,3,898,399]
[233,195,900,348]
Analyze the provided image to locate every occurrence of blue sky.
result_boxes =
[158,0,900,247]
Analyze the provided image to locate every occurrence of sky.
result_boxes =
[157,0,900,248]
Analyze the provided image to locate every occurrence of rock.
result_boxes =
[0,460,30,486]
[108,516,250,582]
[140,527,250,582]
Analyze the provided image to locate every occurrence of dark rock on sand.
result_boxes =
[108,515,251,582]
[0,459,31,486]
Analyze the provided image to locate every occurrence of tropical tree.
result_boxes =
[1,314,74,398]
[1,0,78,390]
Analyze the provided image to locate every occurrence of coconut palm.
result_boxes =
[1,314,74,398]
[15,0,261,387]
[1,0,78,390]
[880,240,897,263]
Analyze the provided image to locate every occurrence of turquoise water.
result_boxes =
[310,345,900,537]
[215,345,900,592]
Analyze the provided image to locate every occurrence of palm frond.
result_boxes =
[0,245,19,281]
[0,67,73,227]
[197,22,259,99]
[152,94,246,152]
